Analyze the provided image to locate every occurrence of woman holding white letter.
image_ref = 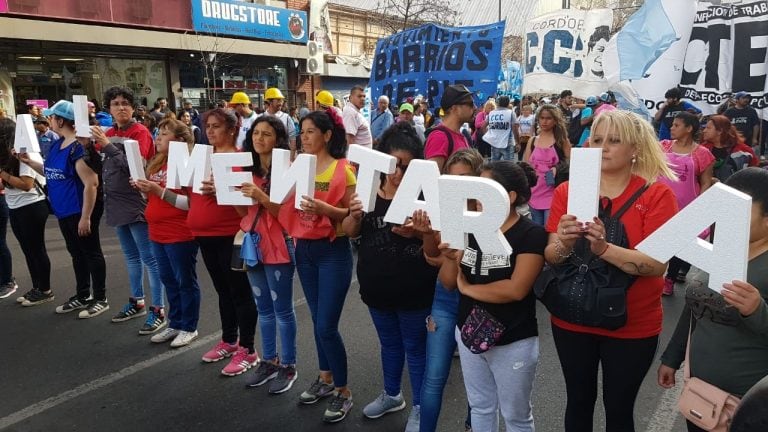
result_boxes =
[543,110,677,431]
[658,167,768,432]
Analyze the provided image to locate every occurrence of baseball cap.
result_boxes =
[586,96,599,107]
[42,100,75,121]
[733,91,750,99]
[87,101,95,109]
[599,92,612,103]
[440,84,473,110]
[399,103,414,113]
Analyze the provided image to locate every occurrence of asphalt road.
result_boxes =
[0,220,691,431]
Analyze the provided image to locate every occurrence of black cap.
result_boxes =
[440,84,473,111]
[32,116,48,124]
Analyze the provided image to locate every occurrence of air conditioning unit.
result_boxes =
[307,41,324,75]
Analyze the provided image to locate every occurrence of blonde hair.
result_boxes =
[146,119,194,176]
[483,100,497,112]
[445,148,484,175]
[592,110,676,182]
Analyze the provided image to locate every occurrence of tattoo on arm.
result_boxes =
[620,261,655,276]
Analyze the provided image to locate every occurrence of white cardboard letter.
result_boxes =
[567,148,602,222]
[14,114,40,153]
[123,139,146,181]
[166,142,213,194]
[212,152,254,205]
[383,160,442,229]
[73,95,91,138]
[347,145,396,212]
[438,176,512,255]
[636,183,751,293]
[269,149,317,209]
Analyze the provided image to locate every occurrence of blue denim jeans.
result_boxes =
[0,195,12,284]
[115,222,164,307]
[530,207,550,227]
[247,239,297,365]
[150,240,200,332]
[420,281,461,432]
[295,237,353,387]
[491,145,516,162]
[369,306,430,406]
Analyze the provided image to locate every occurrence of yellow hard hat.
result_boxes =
[265,88,285,100]
[229,92,250,105]
[316,90,334,107]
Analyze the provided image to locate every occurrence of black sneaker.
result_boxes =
[299,376,335,404]
[16,289,35,304]
[269,365,298,394]
[138,307,167,335]
[56,295,89,314]
[323,392,353,423]
[246,361,280,388]
[0,280,18,299]
[78,299,110,319]
[21,289,55,307]
[111,298,146,322]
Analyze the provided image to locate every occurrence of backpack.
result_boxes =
[69,142,104,201]
[533,184,649,330]
[568,111,587,146]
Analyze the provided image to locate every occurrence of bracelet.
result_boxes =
[554,239,574,260]
[597,243,610,257]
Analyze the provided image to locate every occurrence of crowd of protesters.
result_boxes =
[0,82,766,432]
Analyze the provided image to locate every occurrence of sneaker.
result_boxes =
[323,392,353,423]
[299,376,335,404]
[170,330,198,348]
[202,341,238,363]
[675,272,688,284]
[16,289,35,303]
[138,307,167,335]
[151,327,180,344]
[246,361,280,388]
[221,347,259,376]
[78,299,110,319]
[405,405,421,432]
[662,277,674,296]
[21,289,55,307]
[269,365,298,394]
[363,390,406,419]
[111,298,146,322]
[56,295,89,314]
[0,280,18,299]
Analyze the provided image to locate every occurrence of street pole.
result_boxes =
[562,0,570,8]
[498,0,501,22]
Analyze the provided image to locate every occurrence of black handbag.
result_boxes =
[534,185,648,330]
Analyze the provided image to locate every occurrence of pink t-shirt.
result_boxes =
[424,125,470,160]
[594,103,616,118]
[657,140,715,209]
[528,144,559,210]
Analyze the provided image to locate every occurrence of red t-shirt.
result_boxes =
[144,167,194,244]
[106,121,156,160]
[187,192,242,237]
[425,125,470,160]
[545,175,678,339]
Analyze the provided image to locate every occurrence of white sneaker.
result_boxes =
[170,330,199,348]
[150,327,180,343]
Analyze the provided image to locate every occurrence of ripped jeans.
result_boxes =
[419,281,461,432]
[246,240,296,364]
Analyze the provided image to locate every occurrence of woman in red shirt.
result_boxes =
[134,119,201,348]
[189,109,259,376]
[543,110,678,431]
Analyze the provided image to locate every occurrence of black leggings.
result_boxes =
[552,323,659,432]
[196,236,257,352]
[9,200,51,291]
[58,201,106,301]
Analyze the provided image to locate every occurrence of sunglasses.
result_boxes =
[457,101,475,108]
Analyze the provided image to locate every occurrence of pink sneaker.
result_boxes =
[202,340,238,363]
[221,347,259,376]
[662,277,674,296]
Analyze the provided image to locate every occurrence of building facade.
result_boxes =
[0,0,312,116]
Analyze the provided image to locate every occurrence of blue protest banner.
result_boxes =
[191,0,307,43]
[369,22,505,111]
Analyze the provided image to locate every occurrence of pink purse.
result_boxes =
[678,321,740,431]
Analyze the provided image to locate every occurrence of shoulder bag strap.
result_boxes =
[684,315,693,380]
[440,126,455,156]
[612,184,649,219]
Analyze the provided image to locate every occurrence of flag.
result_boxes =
[604,0,680,84]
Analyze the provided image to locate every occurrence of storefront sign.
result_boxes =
[25,99,49,109]
[191,0,307,43]
[523,8,613,99]
[369,22,505,109]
